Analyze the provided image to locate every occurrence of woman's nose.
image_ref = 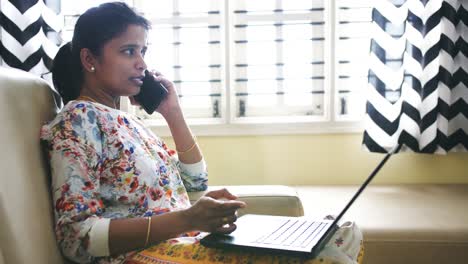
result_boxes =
[136,54,147,70]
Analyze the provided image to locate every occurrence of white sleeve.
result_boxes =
[87,218,111,257]
[179,158,207,176]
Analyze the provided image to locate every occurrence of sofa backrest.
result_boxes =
[0,67,64,264]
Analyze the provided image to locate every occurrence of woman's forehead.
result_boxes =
[108,24,148,47]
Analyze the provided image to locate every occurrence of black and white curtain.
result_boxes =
[363,0,468,154]
[0,0,61,76]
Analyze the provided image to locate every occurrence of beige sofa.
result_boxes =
[0,67,303,264]
[297,185,468,264]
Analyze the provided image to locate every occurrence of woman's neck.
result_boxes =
[79,84,120,109]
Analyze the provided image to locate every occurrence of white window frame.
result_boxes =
[64,0,366,136]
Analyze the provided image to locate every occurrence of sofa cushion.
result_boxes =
[295,185,468,264]
[0,67,63,264]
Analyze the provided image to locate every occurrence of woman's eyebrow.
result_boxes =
[120,44,147,50]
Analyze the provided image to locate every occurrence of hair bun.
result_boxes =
[52,42,80,104]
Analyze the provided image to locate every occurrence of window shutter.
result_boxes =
[335,0,373,120]
[231,0,326,120]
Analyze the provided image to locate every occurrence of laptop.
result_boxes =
[201,145,402,258]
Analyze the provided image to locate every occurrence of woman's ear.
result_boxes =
[80,48,97,73]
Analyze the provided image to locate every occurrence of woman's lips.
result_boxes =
[130,77,143,86]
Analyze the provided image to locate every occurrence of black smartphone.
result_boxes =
[134,70,168,115]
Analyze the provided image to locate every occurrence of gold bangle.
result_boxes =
[144,216,151,247]
[177,137,197,155]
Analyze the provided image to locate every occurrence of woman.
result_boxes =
[41,2,362,264]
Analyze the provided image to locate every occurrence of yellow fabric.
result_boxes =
[125,238,364,264]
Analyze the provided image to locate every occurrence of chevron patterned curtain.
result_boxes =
[363,0,468,154]
[0,0,62,76]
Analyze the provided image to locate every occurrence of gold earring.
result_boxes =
[90,66,95,72]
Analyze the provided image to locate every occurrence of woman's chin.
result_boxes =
[126,86,141,97]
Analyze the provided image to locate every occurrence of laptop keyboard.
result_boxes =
[254,219,327,248]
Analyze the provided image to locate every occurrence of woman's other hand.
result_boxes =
[184,192,246,234]
[204,188,239,201]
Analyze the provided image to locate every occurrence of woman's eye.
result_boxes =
[123,49,135,56]
[123,48,146,57]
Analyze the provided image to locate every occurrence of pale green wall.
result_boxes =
[164,134,468,185]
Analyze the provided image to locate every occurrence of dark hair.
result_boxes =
[52,2,150,104]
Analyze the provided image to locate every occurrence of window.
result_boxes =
[60,0,373,135]
[231,1,326,121]
[335,0,373,121]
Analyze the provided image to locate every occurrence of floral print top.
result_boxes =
[40,100,208,263]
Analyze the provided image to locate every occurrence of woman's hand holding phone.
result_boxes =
[131,70,182,119]
[149,71,182,117]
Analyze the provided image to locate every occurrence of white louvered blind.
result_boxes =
[335,0,373,121]
[59,0,373,134]
[231,0,326,120]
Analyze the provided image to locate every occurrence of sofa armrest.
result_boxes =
[188,185,304,217]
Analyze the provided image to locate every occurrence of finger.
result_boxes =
[216,215,235,227]
[206,188,238,200]
[149,70,171,87]
[218,200,246,210]
[150,69,162,76]
[205,188,226,199]
[222,189,238,200]
[196,197,233,217]
[154,75,165,81]
[219,214,237,226]
[201,197,245,214]
[212,207,238,217]
[154,75,172,89]
[214,223,237,234]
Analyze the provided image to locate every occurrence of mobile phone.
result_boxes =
[134,70,168,115]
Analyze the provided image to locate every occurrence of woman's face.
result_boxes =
[93,24,148,97]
